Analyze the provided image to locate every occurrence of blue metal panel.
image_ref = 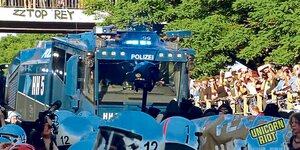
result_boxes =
[65,55,78,96]
[51,75,68,109]
[9,53,21,74]
[80,32,97,52]
[18,66,49,103]
[53,31,96,52]
[9,46,52,75]
[98,104,167,120]
[19,42,52,64]
[53,42,86,56]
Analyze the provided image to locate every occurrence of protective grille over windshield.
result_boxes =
[97,60,181,104]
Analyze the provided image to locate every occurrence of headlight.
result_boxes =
[53,52,59,57]
[111,51,116,56]
[101,51,107,56]
[159,53,164,57]
[168,53,173,57]
[120,52,126,56]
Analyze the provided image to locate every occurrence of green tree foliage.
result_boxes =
[85,0,174,28]
[234,0,300,66]
[85,0,300,78]
[0,34,55,64]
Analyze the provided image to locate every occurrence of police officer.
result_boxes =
[5,111,21,125]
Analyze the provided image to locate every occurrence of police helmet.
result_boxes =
[5,111,21,123]
[55,110,76,123]
[160,116,198,150]
[95,110,164,150]
[56,116,94,147]
[0,124,26,144]
[77,110,93,117]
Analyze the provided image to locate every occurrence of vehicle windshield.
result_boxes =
[96,60,182,104]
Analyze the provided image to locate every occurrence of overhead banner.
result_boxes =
[0,8,107,23]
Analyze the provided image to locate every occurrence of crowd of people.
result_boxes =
[190,63,300,116]
[0,107,58,150]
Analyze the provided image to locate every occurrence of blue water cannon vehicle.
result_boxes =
[3,26,195,121]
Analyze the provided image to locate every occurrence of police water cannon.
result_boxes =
[4,24,196,133]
